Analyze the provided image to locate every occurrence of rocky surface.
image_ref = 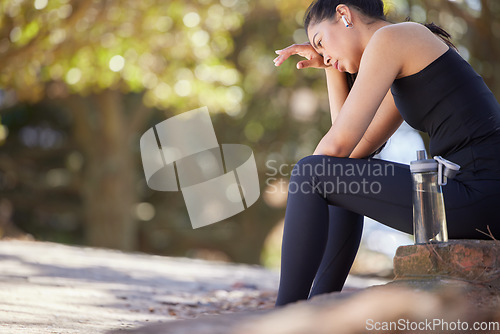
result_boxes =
[0,240,279,334]
[0,239,384,334]
[119,240,500,334]
[393,240,500,286]
[116,282,500,334]
[3,239,498,334]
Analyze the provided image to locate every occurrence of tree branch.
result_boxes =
[0,0,97,72]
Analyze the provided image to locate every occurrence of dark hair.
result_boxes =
[422,22,457,50]
[304,1,386,90]
[304,0,386,32]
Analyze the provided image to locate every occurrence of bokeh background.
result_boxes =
[0,0,498,277]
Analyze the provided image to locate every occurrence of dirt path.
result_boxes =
[0,240,279,333]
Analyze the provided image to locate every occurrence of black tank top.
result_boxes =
[391,48,500,180]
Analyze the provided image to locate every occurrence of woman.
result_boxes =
[273,0,500,306]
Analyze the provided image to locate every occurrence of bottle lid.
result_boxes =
[434,156,461,179]
[434,155,461,185]
[410,150,438,173]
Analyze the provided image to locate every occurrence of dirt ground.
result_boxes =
[0,240,388,334]
[0,240,281,334]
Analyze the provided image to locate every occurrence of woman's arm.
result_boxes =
[349,90,403,158]
[274,41,399,154]
[274,42,399,151]
[313,28,404,157]
[274,43,348,124]
[325,67,349,125]
[314,23,449,157]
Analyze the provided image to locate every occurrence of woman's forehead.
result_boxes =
[307,20,333,38]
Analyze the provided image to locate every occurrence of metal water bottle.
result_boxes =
[410,150,460,244]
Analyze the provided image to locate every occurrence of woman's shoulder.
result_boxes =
[367,22,438,57]
[373,22,437,44]
[370,22,450,78]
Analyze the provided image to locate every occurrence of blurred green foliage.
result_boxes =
[0,0,247,113]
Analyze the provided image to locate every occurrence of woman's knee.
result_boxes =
[291,155,346,179]
[287,156,328,197]
[291,155,321,180]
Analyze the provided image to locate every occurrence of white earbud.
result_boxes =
[342,15,351,28]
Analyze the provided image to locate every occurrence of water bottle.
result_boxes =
[410,150,460,244]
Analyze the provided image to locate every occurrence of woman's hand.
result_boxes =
[274,43,329,69]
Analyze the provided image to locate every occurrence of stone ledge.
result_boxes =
[393,240,500,289]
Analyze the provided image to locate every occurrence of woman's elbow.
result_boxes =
[314,142,352,158]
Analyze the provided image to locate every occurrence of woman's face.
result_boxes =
[307,18,361,74]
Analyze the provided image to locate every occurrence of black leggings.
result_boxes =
[275,155,500,306]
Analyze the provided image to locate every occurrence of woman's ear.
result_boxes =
[335,4,352,25]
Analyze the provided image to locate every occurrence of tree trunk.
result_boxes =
[66,90,138,251]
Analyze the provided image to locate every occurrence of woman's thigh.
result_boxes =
[444,179,500,238]
[293,155,500,239]
[292,155,413,233]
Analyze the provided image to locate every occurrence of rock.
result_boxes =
[4,239,499,334]
[124,240,500,334]
[120,285,500,334]
[393,240,500,287]
[390,240,500,312]
[237,285,500,334]
[108,310,272,334]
